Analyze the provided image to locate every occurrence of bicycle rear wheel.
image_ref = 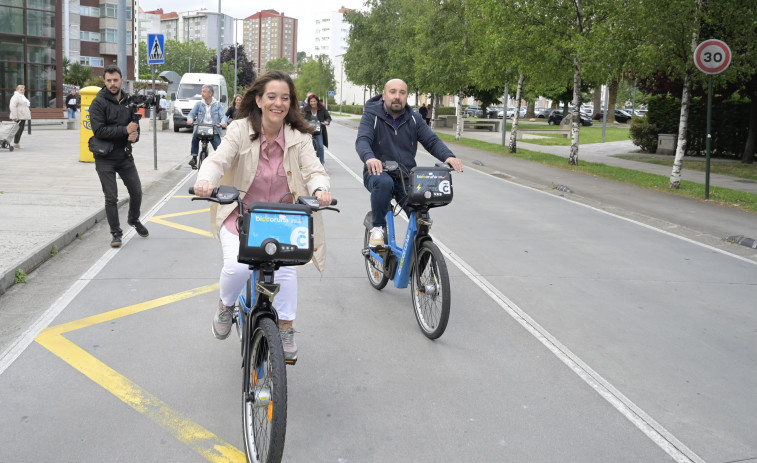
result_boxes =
[410,241,450,339]
[364,227,389,290]
[243,317,287,463]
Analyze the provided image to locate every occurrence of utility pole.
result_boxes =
[216,1,222,74]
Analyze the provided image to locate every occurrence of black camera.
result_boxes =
[128,92,159,122]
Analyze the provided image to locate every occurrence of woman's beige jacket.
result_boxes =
[197,118,330,272]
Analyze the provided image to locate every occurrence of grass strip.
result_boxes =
[436,132,757,214]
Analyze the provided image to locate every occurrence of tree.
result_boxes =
[295,56,336,104]
[207,45,256,92]
[136,39,214,79]
[265,58,295,72]
[65,62,93,87]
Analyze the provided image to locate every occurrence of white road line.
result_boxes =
[337,147,705,463]
[0,171,195,376]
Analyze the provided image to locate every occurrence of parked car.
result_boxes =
[535,108,550,118]
[486,106,504,118]
[593,109,633,123]
[547,109,593,126]
[464,104,483,117]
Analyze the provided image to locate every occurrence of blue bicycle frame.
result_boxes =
[366,209,424,289]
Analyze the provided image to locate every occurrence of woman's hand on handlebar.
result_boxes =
[445,157,463,172]
[193,179,215,197]
[314,190,333,207]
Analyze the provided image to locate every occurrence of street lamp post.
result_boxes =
[216,0,222,74]
[336,53,346,114]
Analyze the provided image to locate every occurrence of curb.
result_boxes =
[0,198,125,296]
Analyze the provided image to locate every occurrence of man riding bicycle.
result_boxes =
[187,84,228,169]
[356,78,463,247]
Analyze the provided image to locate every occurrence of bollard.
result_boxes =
[79,86,101,162]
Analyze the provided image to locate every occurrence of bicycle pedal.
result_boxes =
[285,357,298,366]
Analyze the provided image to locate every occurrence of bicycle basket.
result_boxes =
[196,125,215,140]
[407,166,453,207]
[238,202,314,267]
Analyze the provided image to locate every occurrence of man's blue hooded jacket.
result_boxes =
[356,95,455,174]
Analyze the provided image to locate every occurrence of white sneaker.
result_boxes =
[369,227,385,247]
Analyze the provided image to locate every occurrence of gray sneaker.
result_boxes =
[279,327,298,361]
[212,300,234,340]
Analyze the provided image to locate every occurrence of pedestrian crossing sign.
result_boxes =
[147,34,165,65]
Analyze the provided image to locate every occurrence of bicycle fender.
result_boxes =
[362,211,372,229]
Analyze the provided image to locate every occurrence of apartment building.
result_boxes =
[243,10,297,75]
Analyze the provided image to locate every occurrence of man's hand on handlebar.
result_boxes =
[193,179,214,197]
[445,157,463,172]
[220,122,227,129]
[366,158,383,175]
[186,119,194,126]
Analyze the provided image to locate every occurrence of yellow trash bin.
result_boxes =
[79,86,101,162]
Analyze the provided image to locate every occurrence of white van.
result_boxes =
[172,73,229,132]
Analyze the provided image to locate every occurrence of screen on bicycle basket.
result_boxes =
[246,210,310,249]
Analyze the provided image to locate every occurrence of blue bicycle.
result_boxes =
[190,185,338,463]
[362,161,454,339]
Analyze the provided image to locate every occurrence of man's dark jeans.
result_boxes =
[191,133,221,156]
[95,156,142,236]
[363,170,410,227]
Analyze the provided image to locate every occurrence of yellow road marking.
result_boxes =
[150,208,213,237]
[35,283,247,462]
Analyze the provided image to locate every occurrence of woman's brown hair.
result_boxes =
[306,93,325,111]
[237,70,312,141]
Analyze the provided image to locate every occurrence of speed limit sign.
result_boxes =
[694,39,731,75]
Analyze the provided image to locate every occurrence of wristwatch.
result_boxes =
[313,187,328,195]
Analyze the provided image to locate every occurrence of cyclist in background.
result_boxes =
[355,78,463,247]
[187,84,227,169]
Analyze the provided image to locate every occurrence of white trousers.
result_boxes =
[219,226,298,321]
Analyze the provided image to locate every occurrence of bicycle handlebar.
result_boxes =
[382,161,454,173]
[189,185,338,210]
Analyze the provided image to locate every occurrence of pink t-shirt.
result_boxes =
[223,125,290,235]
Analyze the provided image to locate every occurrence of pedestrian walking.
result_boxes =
[66,89,78,119]
[9,85,31,149]
[419,103,430,125]
[89,65,149,248]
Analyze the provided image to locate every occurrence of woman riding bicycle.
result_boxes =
[192,70,332,361]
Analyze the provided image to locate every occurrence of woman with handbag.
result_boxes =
[9,85,32,149]
[302,94,331,165]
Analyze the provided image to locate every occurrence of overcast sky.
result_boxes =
[138,0,366,56]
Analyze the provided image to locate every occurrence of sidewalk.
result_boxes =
[0,115,194,295]
[433,124,757,195]
[1,115,756,295]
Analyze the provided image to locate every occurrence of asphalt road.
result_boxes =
[0,121,755,462]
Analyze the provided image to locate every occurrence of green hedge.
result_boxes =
[337,104,363,115]
[643,94,750,158]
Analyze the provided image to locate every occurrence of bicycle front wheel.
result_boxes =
[198,147,208,170]
[242,317,288,463]
[410,241,450,339]
[364,227,389,290]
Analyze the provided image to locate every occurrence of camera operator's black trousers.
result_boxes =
[95,156,143,236]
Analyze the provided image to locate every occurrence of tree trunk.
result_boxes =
[669,70,692,188]
[430,92,437,130]
[608,80,619,122]
[455,90,464,141]
[569,58,582,165]
[592,87,602,116]
[525,100,535,119]
[509,74,525,153]
[742,97,757,163]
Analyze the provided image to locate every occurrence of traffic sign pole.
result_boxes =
[693,39,731,200]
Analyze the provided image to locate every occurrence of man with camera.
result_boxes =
[186,84,227,169]
[89,64,149,248]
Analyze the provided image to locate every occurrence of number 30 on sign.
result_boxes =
[694,39,731,75]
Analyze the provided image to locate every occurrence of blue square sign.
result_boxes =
[147,34,165,65]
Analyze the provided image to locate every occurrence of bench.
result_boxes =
[463,120,498,132]
[30,108,75,130]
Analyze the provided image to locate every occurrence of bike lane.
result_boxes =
[1,122,690,462]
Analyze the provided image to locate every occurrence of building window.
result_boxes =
[101,3,131,19]
[80,31,101,41]
[0,6,24,34]
[26,0,55,11]
[80,56,105,67]
[27,9,55,37]
[80,5,100,17]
